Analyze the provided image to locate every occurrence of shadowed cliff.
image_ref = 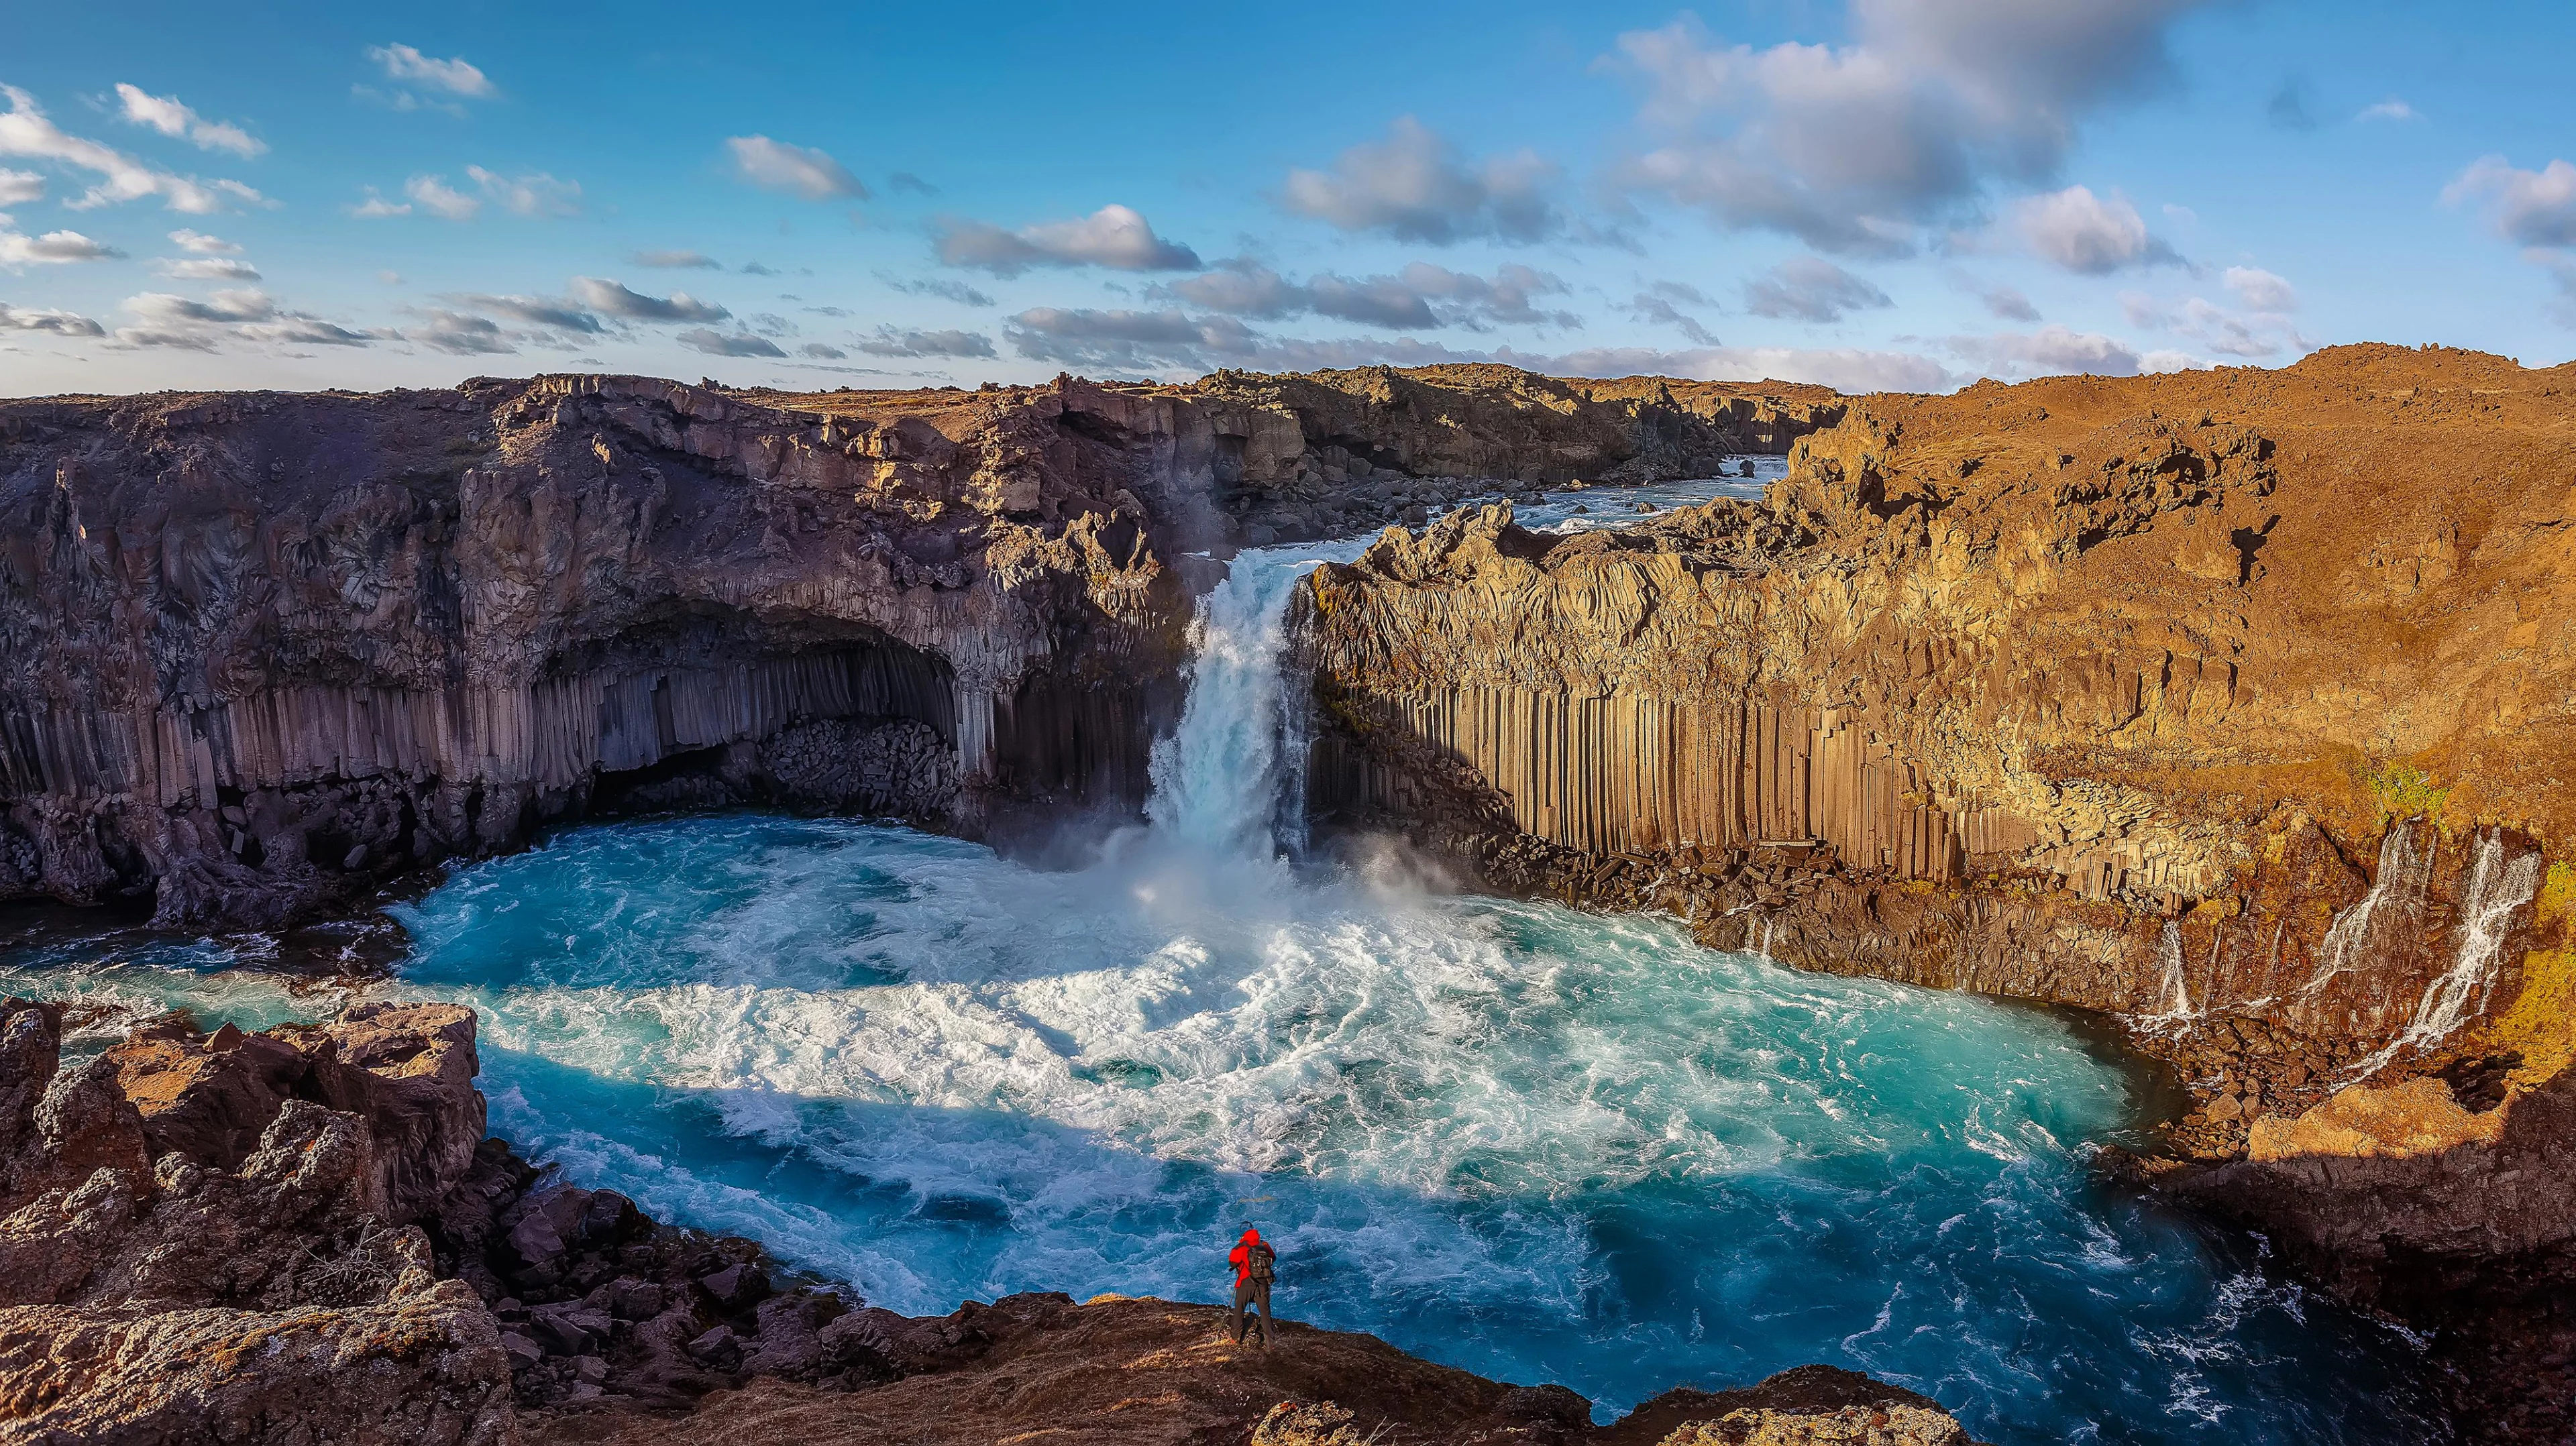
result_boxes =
[0,366,1827,930]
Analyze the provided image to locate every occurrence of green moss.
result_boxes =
[2365,760,2451,826]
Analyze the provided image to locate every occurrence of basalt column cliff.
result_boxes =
[1302,344,2576,1440]
[0,365,1823,930]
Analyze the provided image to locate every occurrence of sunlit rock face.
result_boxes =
[1297,344,2576,1441]
[1303,346,2576,1068]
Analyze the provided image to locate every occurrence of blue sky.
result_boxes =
[1,0,2571,396]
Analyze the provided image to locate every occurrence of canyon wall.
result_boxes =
[0,365,1822,929]
[1299,344,2576,1439]
[1307,345,2576,1070]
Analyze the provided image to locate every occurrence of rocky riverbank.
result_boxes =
[0,995,1983,1446]
[1299,344,2576,1442]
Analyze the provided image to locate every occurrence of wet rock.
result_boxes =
[700,1261,771,1311]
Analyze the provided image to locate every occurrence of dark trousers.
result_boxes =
[1232,1279,1272,1343]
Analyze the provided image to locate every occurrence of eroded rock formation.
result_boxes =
[1,366,1825,930]
[1299,344,2576,1442]
[0,997,509,1445]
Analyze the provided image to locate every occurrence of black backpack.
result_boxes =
[1246,1241,1275,1284]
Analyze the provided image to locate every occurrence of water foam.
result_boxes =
[0,485,2443,1445]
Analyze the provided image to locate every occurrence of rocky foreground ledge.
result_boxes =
[0,997,1981,1446]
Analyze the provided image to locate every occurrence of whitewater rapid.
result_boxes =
[0,473,2442,1444]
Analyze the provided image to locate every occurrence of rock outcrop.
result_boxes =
[1298,344,2576,1443]
[0,366,1824,930]
[0,993,1984,1446]
[0,997,510,1445]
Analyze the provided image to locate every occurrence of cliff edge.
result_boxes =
[1301,343,2576,1441]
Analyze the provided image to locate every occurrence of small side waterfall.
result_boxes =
[2300,825,2430,997]
[2148,920,2196,1023]
[2351,830,2544,1079]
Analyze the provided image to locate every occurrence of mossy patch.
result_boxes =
[2365,759,2451,828]
[2487,860,2576,1086]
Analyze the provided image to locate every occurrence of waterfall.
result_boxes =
[2299,825,2428,997]
[1143,545,1338,860]
[2148,920,2195,1022]
[2350,830,2543,1079]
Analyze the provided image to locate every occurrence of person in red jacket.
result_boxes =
[1228,1227,1277,1346]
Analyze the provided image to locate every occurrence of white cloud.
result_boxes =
[2355,100,2421,123]
[1605,2,2211,254]
[2127,288,2313,359]
[156,256,260,280]
[1159,259,1577,331]
[568,276,727,322]
[366,44,494,99]
[168,228,239,254]
[677,327,787,358]
[0,85,268,213]
[1004,307,1257,370]
[0,227,121,265]
[2222,265,2297,313]
[1280,116,1561,244]
[2141,349,2214,373]
[0,301,103,336]
[407,174,479,220]
[999,307,1949,393]
[1742,256,1892,322]
[2176,296,2290,357]
[0,169,38,205]
[726,135,867,201]
[1975,282,2041,321]
[357,168,580,221]
[877,272,994,307]
[450,292,601,335]
[434,278,735,341]
[1945,325,2141,377]
[857,327,997,359]
[112,83,264,157]
[466,166,580,218]
[1621,287,1720,344]
[2012,185,2175,273]
[935,204,1201,276]
[411,309,513,355]
[112,286,384,350]
[631,249,719,269]
[2445,156,2576,248]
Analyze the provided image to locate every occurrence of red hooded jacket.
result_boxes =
[1229,1229,1272,1286]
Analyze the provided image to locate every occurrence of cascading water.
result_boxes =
[2350,830,2544,1079]
[0,497,2445,1446]
[2300,826,2428,997]
[2148,920,2196,1024]
[1142,543,1352,859]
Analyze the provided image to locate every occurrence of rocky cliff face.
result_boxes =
[0,997,509,1444]
[0,366,1822,931]
[1301,344,2576,1442]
